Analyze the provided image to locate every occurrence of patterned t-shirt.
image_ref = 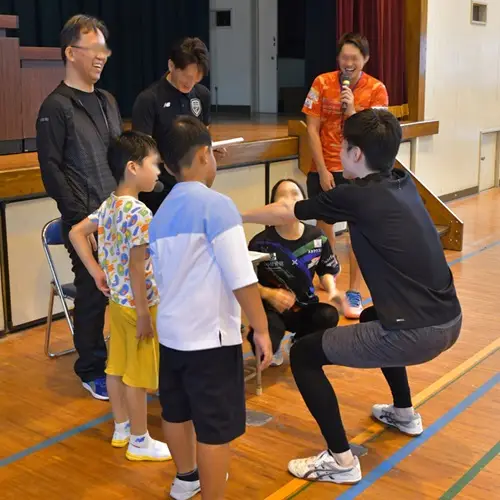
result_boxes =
[302,70,389,172]
[88,194,159,308]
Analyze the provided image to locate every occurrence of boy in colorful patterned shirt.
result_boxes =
[69,131,171,462]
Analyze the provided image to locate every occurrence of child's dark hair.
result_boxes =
[343,109,402,173]
[163,116,212,175]
[107,131,158,183]
[270,179,306,204]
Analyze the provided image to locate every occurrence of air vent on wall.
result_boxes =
[216,10,231,27]
[471,2,487,25]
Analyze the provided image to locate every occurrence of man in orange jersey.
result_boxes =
[302,32,388,319]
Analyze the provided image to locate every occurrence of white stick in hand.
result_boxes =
[212,137,244,148]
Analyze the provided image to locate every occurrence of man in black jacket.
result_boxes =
[132,37,211,214]
[37,15,122,400]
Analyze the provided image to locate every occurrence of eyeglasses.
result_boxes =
[71,44,112,57]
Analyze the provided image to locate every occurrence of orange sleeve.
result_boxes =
[370,83,389,108]
[302,76,323,117]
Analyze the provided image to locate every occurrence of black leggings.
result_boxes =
[247,302,339,354]
[290,306,412,453]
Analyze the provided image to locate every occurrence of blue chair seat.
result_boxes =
[60,283,77,300]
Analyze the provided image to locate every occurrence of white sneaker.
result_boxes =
[126,435,172,462]
[270,350,284,367]
[111,424,130,448]
[170,473,229,499]
[170,477,201,500]
[288,450,362,484]
[372,404,423,436]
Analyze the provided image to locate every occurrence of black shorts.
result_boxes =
[306,171,349,198]
[159,343,246,445]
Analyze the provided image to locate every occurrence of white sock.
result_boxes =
[115,420,130,433]
[393,406,415,419]
[130,432,150,448]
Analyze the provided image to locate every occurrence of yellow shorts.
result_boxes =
[105,301,159,391]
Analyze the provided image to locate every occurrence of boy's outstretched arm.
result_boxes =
[69,218,109,296]
[242,200,297,226]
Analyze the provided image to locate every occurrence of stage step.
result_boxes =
[436,224,450,237]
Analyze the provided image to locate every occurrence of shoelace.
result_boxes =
[346,291,362,307]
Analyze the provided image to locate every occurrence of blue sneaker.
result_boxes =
[82,377,109,401]
[343,290,363,319]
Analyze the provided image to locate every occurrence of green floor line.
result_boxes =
[440,441,500,499]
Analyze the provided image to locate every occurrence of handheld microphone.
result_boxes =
[341,72,351,112]
[153,180,164,193]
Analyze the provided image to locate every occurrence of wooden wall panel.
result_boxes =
[21,62,64,140]
[405,0,428,121]
[20,47,64,141]
[0,38,22,142]
[0,14,18,31]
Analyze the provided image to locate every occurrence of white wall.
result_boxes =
[209,0,252,107]
[209,0,278,110]
[416,0,500,195]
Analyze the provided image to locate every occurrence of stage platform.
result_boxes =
[0,114,297,173]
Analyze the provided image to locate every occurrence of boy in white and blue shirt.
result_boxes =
[149,116,272,500]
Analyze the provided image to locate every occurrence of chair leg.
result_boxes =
[59,294,75,338]
[45,285,76,358]
[44,286,56,358]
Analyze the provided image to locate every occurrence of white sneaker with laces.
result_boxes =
[372,404,423,436]
[288,450,362,484]
[170,477,201,500]
[126,435,172,462]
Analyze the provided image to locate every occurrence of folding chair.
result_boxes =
[41,218,76,358]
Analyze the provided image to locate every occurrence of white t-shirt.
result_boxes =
[149,182,257,351]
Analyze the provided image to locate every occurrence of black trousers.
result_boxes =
[247,302,340,354]
[290,306,413,453]
[62,224,108,382]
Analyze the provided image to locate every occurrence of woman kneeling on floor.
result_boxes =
[247,179,341,365]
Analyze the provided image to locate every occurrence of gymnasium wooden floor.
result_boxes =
[1,188,499,499]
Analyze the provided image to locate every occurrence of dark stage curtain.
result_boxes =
[337,0,406,105]
[0,0,210,117]
[304,0,338,89]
